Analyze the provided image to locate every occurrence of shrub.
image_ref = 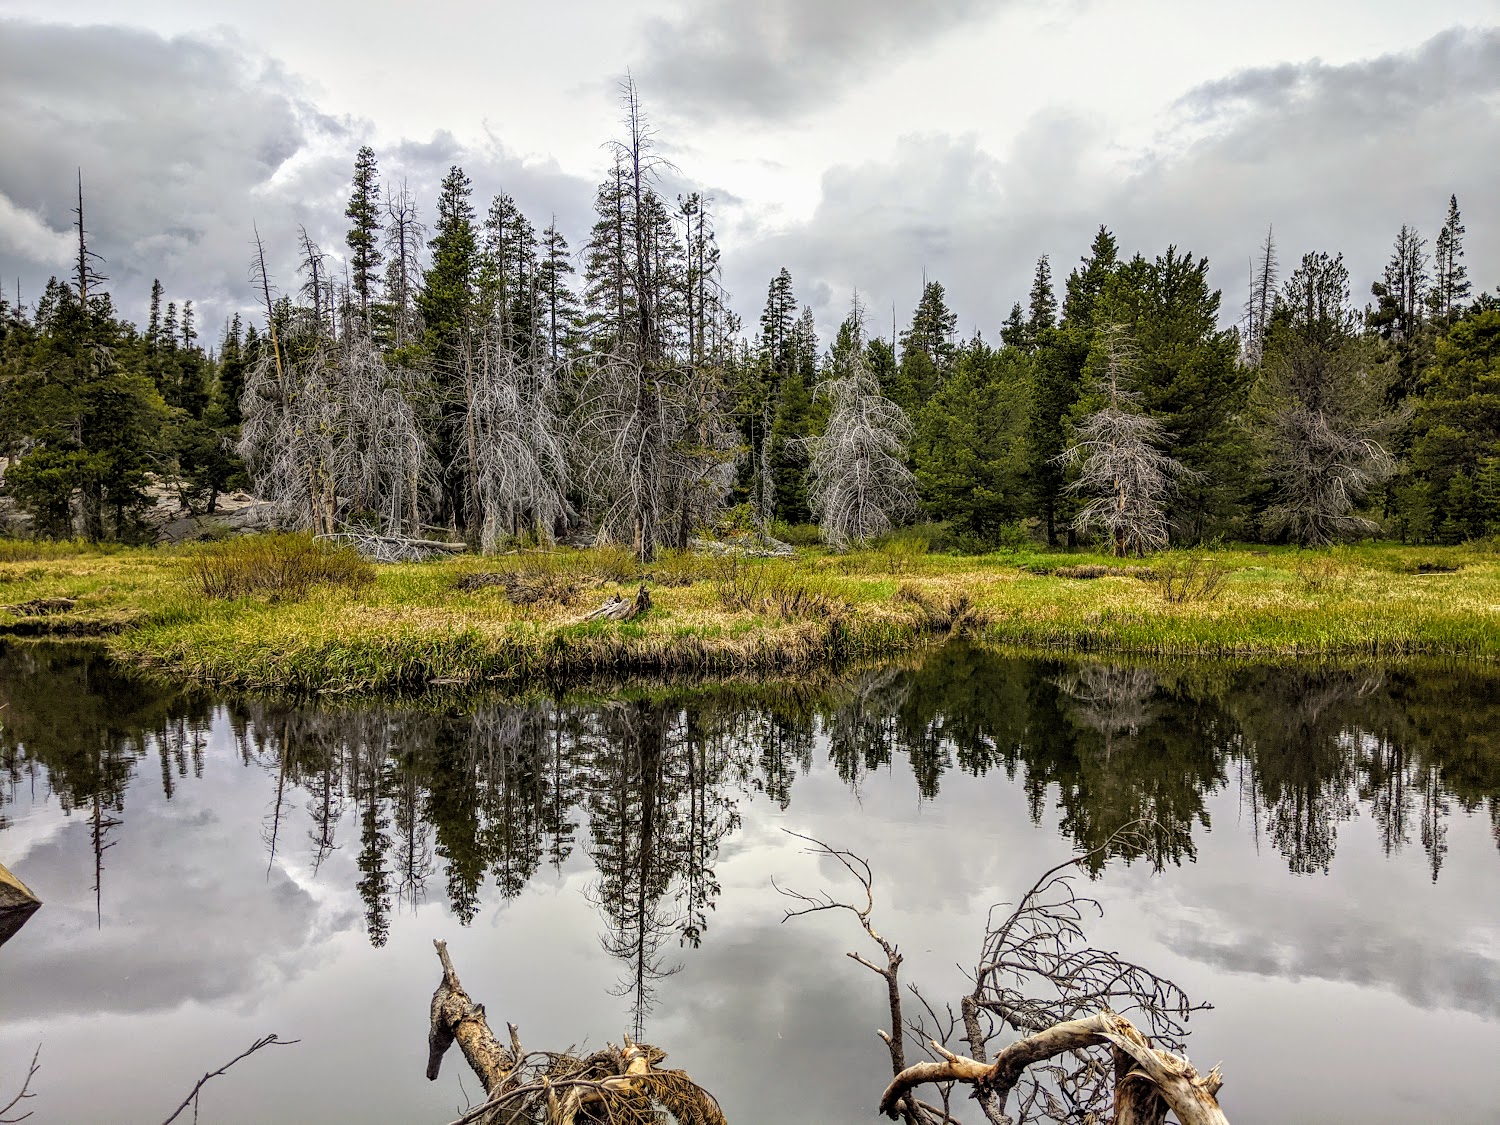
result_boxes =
[714,558,841,620]
[1151,556,1229,604]
[186,533,374,601]
[771,521,823,547]
[1293,556,1348,593]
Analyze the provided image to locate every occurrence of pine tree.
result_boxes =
[914,335,1031,539]
[480,193,539,356]
[1027,255,1057,337]
[419,166,479,368]
[1410,309,1500,540]
[1099,245,1248,540]
[345,146,384,323]
[896,280,958,413]
[537,218,581,366]
[1029,227,1121,544]
[582,157,632,354]
[1368,224,1430,401]
[1429,195,1470,323]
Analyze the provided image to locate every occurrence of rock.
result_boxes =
[0,861,39,913]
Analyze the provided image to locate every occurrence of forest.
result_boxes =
[1,83,1497,558]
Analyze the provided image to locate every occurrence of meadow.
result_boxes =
[1,532,1496,692]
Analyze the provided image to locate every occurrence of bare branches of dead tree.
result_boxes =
[463,334,573,552]
[1259,336,1398,547]
[1063,328,1190,557]
[0,1046,39,1124]
[806,306,916,549]
[158,1034,298,1125]
[778,828,1226,1125]
[426,939,725,1125]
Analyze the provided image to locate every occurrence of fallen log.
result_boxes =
[426,940,725,1125]
[582,584,651,623]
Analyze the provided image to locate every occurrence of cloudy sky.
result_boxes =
[1,0,1497,344]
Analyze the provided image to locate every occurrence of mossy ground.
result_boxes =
[2,537,1496,691]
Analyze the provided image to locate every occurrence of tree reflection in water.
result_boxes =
[4,640,1500,1032]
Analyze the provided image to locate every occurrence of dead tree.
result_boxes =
[425,939,725,1124]
[778,830,1227,1125]
[806,306,916,549]
[1260,337,1396,546]
[1062,330,1189,557]
[463,333,572,551]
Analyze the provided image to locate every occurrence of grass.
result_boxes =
[2,536,1498,691]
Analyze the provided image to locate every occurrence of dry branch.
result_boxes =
[780,828,1226,1125]
[426,939,725,1125]
[158,1034,298,1125]
[0,1046,39,1124]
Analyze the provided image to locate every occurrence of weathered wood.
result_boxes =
[582,584,651,623]
[426,941,726,1125]
[427,940,514,1091]
[877,1013,1228,1124]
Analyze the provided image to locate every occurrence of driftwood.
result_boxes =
[321,530,467,563]
[779,830,1228,1125]
[426,940,724,1124]
[582,584,651,623]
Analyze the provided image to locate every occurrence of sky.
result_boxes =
[1,0,1498,345]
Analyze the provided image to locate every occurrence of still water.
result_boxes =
[1,641,1498,1123]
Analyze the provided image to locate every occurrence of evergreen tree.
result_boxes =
[913,335,1031,539]
[419,166,479,368]
[895,280,958,413]
[1429,195,1470,323]
[1410,310,1500,539]
[219,314,247,426]
[1029,227,1121,544]
[345,145,384,322]
[1368,224,1430,401]
[1027,255,1057,337]
[1097,245,1248,540]
[537,218,581,366]
[480,192,539,356]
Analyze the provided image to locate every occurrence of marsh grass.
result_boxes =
[7,536,1500,689]
[714,557,843,621]
[185,533,374,601]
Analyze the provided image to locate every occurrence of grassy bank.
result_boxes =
[2,536,1497,691]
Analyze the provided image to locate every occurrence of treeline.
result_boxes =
[2,87,1497,552]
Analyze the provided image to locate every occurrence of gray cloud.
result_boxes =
[728,26,1500,343]
[637,0,1001,124]
[0,20,597,338]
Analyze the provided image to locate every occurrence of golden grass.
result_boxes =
[2,537,1498,689]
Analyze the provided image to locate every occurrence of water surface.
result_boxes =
[2,642,1498,1122]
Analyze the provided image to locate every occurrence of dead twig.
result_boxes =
[0,1046,40,1124]
[159,1034,299,1125]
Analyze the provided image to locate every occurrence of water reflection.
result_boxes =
[3,643,1500,1020]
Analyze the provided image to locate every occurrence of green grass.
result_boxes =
[2,536,1497,690]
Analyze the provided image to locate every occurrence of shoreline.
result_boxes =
[3,541,1497,692]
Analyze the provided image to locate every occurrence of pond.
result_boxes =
[1,641,1498,1123]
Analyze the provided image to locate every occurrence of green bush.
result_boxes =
[186,533,374,601]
